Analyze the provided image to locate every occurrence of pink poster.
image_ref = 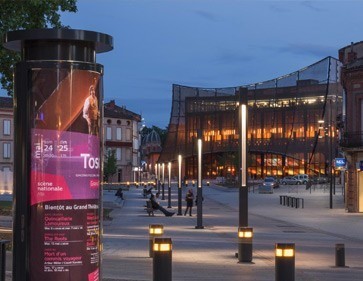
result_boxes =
[29,68,102,281]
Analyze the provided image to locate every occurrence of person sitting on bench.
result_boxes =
[150,193,175,217]
[115,188,124,200]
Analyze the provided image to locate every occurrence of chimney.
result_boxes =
[109,100,115,109]
[347,42,357,64]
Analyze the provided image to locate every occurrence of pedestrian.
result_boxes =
[184,189,194,216]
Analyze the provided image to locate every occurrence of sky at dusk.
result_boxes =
[2,0,363,128]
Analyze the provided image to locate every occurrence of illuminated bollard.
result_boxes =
[335,243,346,267]
[149,224,164,257]
[153,238,172,281]
[185,180,188,187]
[275,243,295,281]
[237,227,253,262]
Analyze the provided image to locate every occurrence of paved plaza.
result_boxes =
[101,182,363,281]
[2,182,363,280]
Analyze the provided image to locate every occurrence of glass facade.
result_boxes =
[159,57,343,180]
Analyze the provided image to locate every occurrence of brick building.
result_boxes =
[339,41,363,212]
[104,100,142,182]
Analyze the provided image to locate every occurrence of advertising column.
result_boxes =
[4,29,113,281]
[30,69,102,280]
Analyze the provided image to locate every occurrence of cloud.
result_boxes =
[256,42,336,59]
[213,50,254,65]
[279,43,336,58]
[194,10,219,22]
[301,1,325,12]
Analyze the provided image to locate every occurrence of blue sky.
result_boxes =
[2,0,363,128]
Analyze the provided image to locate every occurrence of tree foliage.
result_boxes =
[104,149,117,182]
[0,0,77,95]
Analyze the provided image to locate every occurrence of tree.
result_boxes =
[0,0,77,95]
[104,149,117,182]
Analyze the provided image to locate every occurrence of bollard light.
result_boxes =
[153,239,172,252]
[238,227,253,238]
[149,224,164,257]
[185,180,188,187]
[149,224,164,235]
[153,238,172,281]
[275,243,295,281]
[207,181,210,186]
[237,227,253,262]
[275,245,294,257]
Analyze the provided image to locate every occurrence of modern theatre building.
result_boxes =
[159,57,343,181]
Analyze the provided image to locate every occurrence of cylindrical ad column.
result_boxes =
[3,29,113,281]
[29,61,103,281]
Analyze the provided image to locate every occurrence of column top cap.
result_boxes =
[3,28,113,53]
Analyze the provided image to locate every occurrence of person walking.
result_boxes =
[184,189,194,216]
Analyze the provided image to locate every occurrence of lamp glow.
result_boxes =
[238,231,253,238]
[178,155,182,189]
[198,139,202,188]
[153,243,172,252]
[241,104,247,187]
[149,224,164,236]
[275,244,295,257]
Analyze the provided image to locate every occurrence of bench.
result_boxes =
[144,200,157,216]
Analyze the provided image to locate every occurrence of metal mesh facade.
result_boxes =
[159,57,343,179]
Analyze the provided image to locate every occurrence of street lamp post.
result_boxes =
[239,87,248,227]
[155,163,158,188]
[196,129,204,229]
[162,163,165,200]
[237,87,252,262]
[329,98,333,209]
[158,163,162,194]
[168,162,172,208]
[177,155,182,215]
